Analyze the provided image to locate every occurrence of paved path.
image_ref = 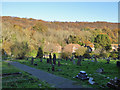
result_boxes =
[6,61,85,88]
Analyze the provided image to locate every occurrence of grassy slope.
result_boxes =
[2,61,52,88]
[13,58,120,88]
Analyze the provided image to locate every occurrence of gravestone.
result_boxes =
[73,60,75,64]
[8,63,11,66]
[89,77,95,84]
[106,58,110,64]
[40,58,42,62]
[47,58,49,63]
[77,56,82,66]
[96,68,104,73]
[107,78,120,89]
[117,61,120,67]
[31,58,34,65]
[49,53,52,64]
[71,56,74,61]
[66,57,68,61]
[94,56,97,62]
[91,60,94,62]
[52,64,55,71]
[34,63,37,66]
[91,56,94,62]
[75,71,89,80]
[53,54,56,65]
[48,68,50,71]
[58,61,61,66]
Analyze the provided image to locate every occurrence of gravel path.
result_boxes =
[6,61,85,88]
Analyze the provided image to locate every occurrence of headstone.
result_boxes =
[88,77,95,84]
[53,54,56,65]
[31,58,34,65]
[34,63,37,66]
[77,56,82,66]
[57,69,62,72]
[40,58,42,62]
[106,58,110,64]
[52,64,55,71]
[66,57,68,61]
[96,68,104,73]
[94,56,97,62]
[58,61,61,66]
[70,56,74,61]
[75,71,89,80]
[73,60,75,64]
[47,58,49,63]
[8,63,11,66]
[49,53,52,64]
[91,60,94,62]
[117,61,120,67]
[48,68,50,71]
[107,78,120,89]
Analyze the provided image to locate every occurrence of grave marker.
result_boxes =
[31,57,34,65]
[53,54,56,65]
[58,61,61,66]
[40,58,42,62]
[73,60,75,64]
[52,64,55,71]
[47,58,49,63]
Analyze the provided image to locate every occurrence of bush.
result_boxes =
[36,47,43,58]
[110,52,118,59]
[83,53,91,59]
[26,49,37,58]
[100,52,110,58]
[11,42,29,59]
[61,52,72,59]
[75,47,87,56]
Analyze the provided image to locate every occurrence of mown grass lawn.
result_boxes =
[2,61,52,88]
[12,58,120,89]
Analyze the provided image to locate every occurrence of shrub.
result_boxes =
[61,52,72,59]
[83,53,91,59]
[100,52,110,58]
[110,52,118,59]
[36,47,43,58]
[11,42,29,59]
[75,47,87,56]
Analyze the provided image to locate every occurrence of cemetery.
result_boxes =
[1,3,119,89]
[11,54,120,89]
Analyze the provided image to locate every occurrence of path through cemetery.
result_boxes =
[7,61,84,88]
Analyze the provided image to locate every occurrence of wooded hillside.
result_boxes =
[1,16,118,57]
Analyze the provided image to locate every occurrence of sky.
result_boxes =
[2,2,118,22]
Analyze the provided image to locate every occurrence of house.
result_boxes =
[111,44,118,51]
[83,41,95,52]
[86,43,95,52]
[63,44,81,53]
[44,42,62,53]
